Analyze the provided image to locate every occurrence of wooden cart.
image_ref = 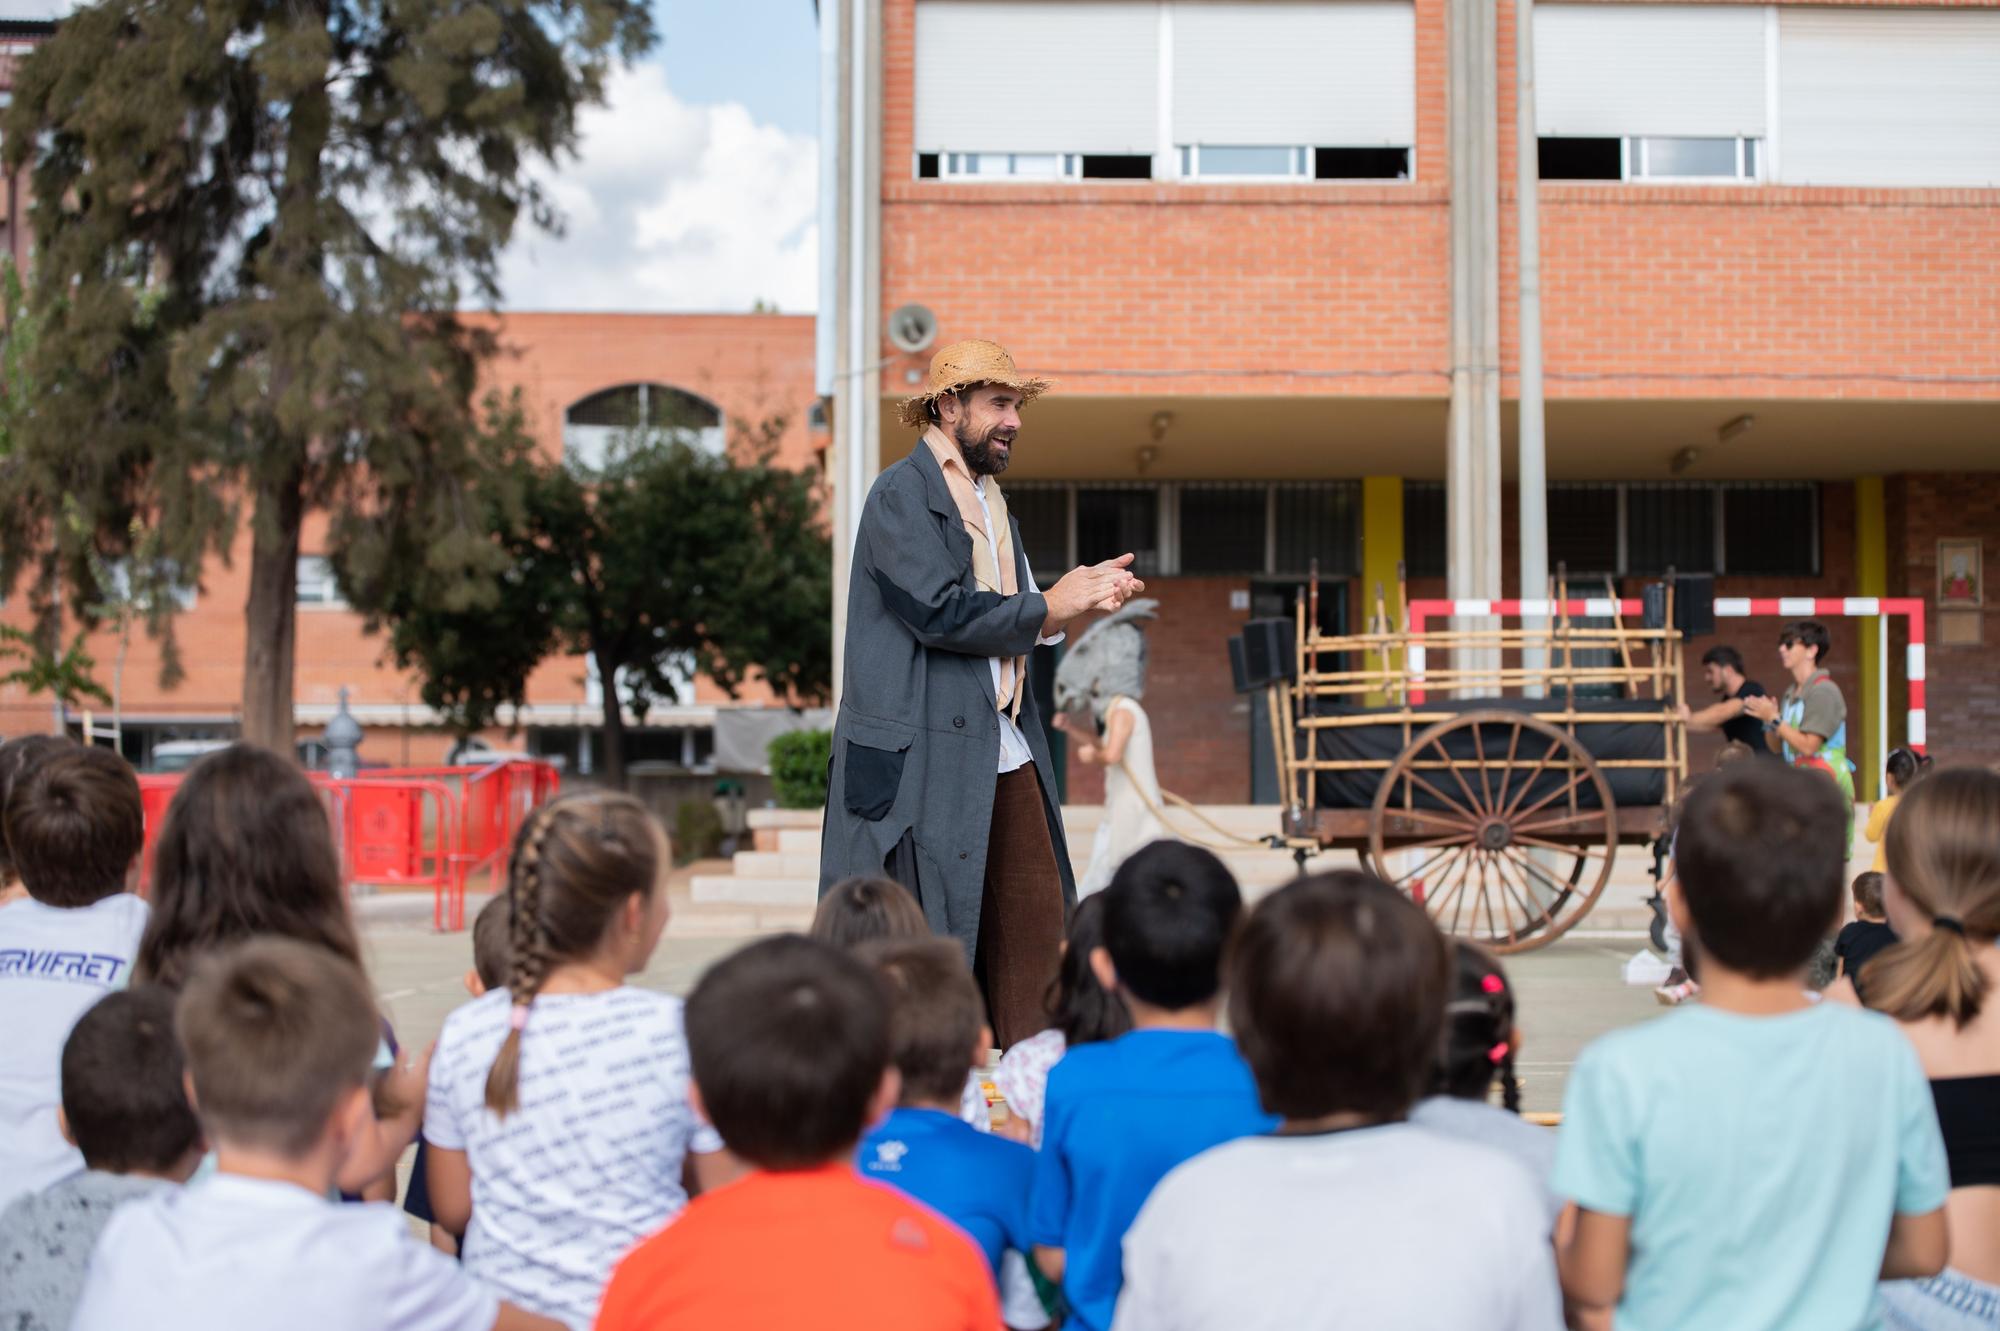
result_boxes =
[1266,569,1691,953]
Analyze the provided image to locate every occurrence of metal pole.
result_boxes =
[1516,0,1549,696]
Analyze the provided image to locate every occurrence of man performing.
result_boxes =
[1676,644,1775,755]
[820,339,1143,1047]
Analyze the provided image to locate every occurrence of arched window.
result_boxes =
[563,383,725,469]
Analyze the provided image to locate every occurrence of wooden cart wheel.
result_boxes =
[1365,710,1618,954]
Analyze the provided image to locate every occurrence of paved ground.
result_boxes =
[359,891,1668,1115]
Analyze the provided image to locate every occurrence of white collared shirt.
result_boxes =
[968,474,1061,774]
[72,1173,498,1331]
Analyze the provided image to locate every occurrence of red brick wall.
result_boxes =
[1890,474,2000,768]
[879,0,2000,406]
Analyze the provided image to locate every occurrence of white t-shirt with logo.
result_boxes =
[425,986,722,1331]
[71,1173,497,1331]
[0,893,150,1209]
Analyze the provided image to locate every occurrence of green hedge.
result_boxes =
[769,728,832,810]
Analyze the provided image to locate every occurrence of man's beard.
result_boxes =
[953,419,1015,476]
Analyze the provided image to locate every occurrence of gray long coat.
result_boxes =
[819,440,1076,960]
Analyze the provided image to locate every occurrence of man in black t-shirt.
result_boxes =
[1677,645,1774,754]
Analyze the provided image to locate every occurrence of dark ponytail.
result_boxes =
[1436,942,1521,1113]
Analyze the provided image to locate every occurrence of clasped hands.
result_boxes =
[1042,552,1145,637]
[1740,694,1780,724]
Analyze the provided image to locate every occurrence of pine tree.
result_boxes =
[0,0,652,748]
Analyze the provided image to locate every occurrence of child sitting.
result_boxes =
[1834,870,1898,1001]
[857,937,1048,1330]
[0,985,202,1331]
[1027,841,1276,1331]
[135,742,425,1202]
[70,938,556,1330]
[993,891,1130,1148]
[0,746,148,1207]
[1410,941,1560,1226]
[1557,760,1949,1330]
[406,893,514,1255]
[1113,871,1562,1329]
[595,934,999,1330]
[812,872,993,1133]
[424,793,719,1331]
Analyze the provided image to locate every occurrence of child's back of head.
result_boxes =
[6,746,142,908]
[684,933,890,1168]
[469,892,512,992]
[64,986,201,1177]
[856,936,985,1106]
[1230,870,1448,1122]
[1673,760,1847,979]
[1100,841,1242,1013]
[1851,871,1886,922]
[810,875,927,950]
[137,743,358,991]
[178,936,380,1162]
[1047,891,1130,1045]
[1869,765,2000,1025]
[1436,941,1522,1112]
[0,734,73,894]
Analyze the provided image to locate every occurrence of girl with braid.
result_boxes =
[424,793,721,1331]
[1411,943,1562,1227]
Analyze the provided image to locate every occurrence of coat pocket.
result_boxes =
[842,716,917,822]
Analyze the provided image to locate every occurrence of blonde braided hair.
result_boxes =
[484,803,561,1117]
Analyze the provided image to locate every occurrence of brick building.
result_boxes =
[823,0,2000,806]
[0,307,825,774]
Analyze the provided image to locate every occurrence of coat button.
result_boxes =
[952,715,965,728]
[959,852,968,860]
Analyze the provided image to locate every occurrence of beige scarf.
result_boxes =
[924,426,1026,720]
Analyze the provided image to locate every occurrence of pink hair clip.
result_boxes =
[509,1004,531,1032]
[1487,1041,1511,1063]
[1480,974,1505,995]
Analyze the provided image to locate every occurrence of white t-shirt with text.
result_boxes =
[71,1173,497,1331]
[1113,1123,1563,1331]
[0,893,149,1208]
[425,985,721,1331]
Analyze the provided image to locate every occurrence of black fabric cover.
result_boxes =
[1309,697,1667,811]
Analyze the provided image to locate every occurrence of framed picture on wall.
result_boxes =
[1938,538,1983,609]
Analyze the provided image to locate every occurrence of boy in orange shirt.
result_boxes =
[595,935,1000,1331]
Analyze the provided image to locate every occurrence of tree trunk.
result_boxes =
[596,646,627,790]
[241,464,305,753]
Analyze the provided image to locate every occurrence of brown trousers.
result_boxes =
[976,766,1067,1050]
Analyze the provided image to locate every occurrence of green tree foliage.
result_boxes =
[0,0,654,749]
[342,420,833,789]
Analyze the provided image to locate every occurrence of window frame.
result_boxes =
[1626,135,1762,182]
[295,555,349,610]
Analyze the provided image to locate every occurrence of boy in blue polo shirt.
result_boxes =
[856,938,1045,1329]
[1027,842,1276,1331]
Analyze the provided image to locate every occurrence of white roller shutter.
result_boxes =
[1172,2,1415,147]
[1777,9,2000,187]
[1535,4,1767,138]
[914,2,1158,155]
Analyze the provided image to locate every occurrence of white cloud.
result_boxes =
[495,62,817,314]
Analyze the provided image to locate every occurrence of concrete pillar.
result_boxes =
[1515,0,1549,691]
[1447,0,1503,689]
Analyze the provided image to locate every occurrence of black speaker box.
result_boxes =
[1242,618,1295,688]
[1642,574,1716,637]
[1228,635,1252,695]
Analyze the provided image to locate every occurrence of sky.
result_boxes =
[494,0,823,314]
[0,0,823,314]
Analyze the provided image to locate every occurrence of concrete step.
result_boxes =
[729,850,821,878]
[776,828,821,855]
[690,874,819,907]
[666,902,815,937]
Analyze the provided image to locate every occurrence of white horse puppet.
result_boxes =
[1052,598,1176,897]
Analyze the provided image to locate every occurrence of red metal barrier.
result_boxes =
[135,759,560,932]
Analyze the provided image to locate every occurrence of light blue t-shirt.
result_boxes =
[1028,1028,1277,1331]
[1554,1002,1949,1331]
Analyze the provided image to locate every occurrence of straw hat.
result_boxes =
[896,339,1052,429]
